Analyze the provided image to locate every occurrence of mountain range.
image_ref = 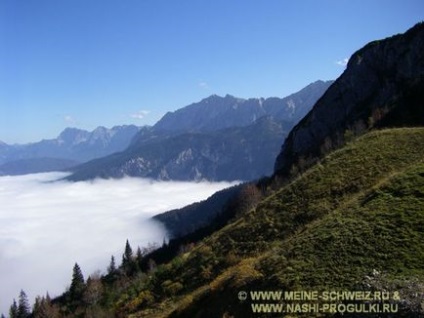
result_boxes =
[154,80,329,133]
[1,81,332,180]
[5,21,424,318]
[67,80,333,182]
[0,125,140,175]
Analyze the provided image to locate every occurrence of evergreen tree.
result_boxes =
[69,263,85,300]
[122,239,133,264]
[122,239,138,275]
[9,300,18,318]
[32,296,42,317]
[107,255,116,274]
[17,290,30,318]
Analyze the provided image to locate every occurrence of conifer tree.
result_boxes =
[122,239,133,264]
[9,300,18,318]
[107,255,117,274]
[122,239,138,275]
[32,296,42,317]
[69,263,85,300]
[122,239,132,268]
[17,290,30,318]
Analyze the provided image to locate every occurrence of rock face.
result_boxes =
[275,23,424,176]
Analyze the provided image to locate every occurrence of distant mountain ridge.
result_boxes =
[67,80,333,182]
[154,80,332,133]
[0,125,140,175]
[68,116,289,181]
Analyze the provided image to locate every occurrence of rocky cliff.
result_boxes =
[275,22,424,176]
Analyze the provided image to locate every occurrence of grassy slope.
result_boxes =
[125,128,424,317]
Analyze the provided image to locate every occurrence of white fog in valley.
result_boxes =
[0,172,237,314]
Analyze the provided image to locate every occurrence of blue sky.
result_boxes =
[0,0,423,144]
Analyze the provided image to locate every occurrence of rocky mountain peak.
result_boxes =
[58,128,90,145]
[0,125,141,171]
[153,81,333,134]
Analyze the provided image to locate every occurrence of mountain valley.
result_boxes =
[3,22,424,318]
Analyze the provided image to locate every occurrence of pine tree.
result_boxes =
[122,239,132,269]
[17,290,30,318]
[107,255,117,274]
[9,300,18,318]
[122,239,133,264]
[122,239,138,275]
[32,296,42,317]
[69,263,85,300]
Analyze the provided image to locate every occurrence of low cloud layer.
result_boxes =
[0,172,236,314]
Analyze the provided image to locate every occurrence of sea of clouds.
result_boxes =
[0,172,237,314]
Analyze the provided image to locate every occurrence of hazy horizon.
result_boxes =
[0,172,238,315]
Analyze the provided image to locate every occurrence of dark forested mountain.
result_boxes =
[67,81,332,182]
[0,125,140,175]
[275,22,424,177]
[153,184,243,237]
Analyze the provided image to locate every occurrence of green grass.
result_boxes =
[126,128,424,317]
[211,128,424,255]
[260,162,424,287]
